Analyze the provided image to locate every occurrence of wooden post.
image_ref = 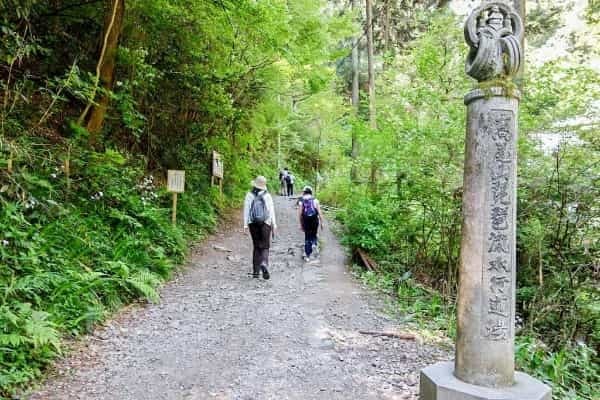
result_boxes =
[167,170,185,225]
[65,146,71,192]
[172,192,178,225]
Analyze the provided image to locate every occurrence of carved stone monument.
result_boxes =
[420,2,551,399]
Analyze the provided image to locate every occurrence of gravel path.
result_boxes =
[28,196,449,400]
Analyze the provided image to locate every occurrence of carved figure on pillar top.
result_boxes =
[464,2,524,82]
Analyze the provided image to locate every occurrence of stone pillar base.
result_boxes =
[420,362,551,400]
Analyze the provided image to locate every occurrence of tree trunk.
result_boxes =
[83,0,125,147]
[366,0,377,191]
[384,0,391,53]
[350,0,360,182]
[365,0,376,130]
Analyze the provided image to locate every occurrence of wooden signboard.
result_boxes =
[167,170,185,224]
[212,151,223,179]
[211,151,223,194]
[167,170,185,193]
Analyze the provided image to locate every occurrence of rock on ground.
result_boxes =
[27,196,449,400]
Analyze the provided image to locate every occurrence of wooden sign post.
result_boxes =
[167,170,185,224]
[211,151,224,194]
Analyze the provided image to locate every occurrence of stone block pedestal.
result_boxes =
[420,361,552,400]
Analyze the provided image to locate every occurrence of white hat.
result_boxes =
[252,175,268,190]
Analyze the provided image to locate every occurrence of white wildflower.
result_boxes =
[25,197,38,209]
[90,192,104,201]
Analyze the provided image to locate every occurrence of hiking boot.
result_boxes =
[261,264,270,280]
[252,266,260,278]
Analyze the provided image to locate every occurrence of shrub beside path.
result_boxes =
[27,196,449,400]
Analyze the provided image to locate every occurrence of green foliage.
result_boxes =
[516,337,600,399]
[527,4,565,47]
[337,193,395,253]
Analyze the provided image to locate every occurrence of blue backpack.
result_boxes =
[302,197,318,218]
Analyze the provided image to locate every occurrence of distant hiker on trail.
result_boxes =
[298,186,323,262]
[285,171,295,197]
[243,176,277,279]
[279,168,288,196]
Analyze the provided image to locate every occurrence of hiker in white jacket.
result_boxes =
[243,176,277,279]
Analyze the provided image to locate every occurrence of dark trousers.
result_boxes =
[249,222,272,274]
[280,181,286,195]
[302,215,319,257]
[287,183,294,196]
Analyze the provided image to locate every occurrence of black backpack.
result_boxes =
[250,191,270,223]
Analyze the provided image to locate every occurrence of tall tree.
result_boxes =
[78,0,125,147]
[366,0,376,130]
[351,0,360,182]
[383,0,391,52]
[366,0,377,190]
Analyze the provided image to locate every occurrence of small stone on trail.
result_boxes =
[213,245,232,252]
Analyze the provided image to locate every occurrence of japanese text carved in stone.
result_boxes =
[479,109,515,341]
[464,2,524,82]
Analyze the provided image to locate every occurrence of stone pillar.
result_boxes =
[456,87,519,388]
[420,2,551,399]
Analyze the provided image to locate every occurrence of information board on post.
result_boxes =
[212,151,223,178]
[167,170,185,224]
[211,151,224,193]
[167,170,185,193]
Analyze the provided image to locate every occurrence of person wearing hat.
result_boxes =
[279,168,288,196]
[298,186,323,262]
[243,176,277,279]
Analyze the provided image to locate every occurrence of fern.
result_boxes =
[126,270,161,303]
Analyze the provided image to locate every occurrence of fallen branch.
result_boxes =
[358,330,416,340]
[356,248,378,271]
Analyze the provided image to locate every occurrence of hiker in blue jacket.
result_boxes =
[243,176,277,279]
[298,186,323,262]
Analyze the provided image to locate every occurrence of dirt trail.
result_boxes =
[28,196,449,400]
